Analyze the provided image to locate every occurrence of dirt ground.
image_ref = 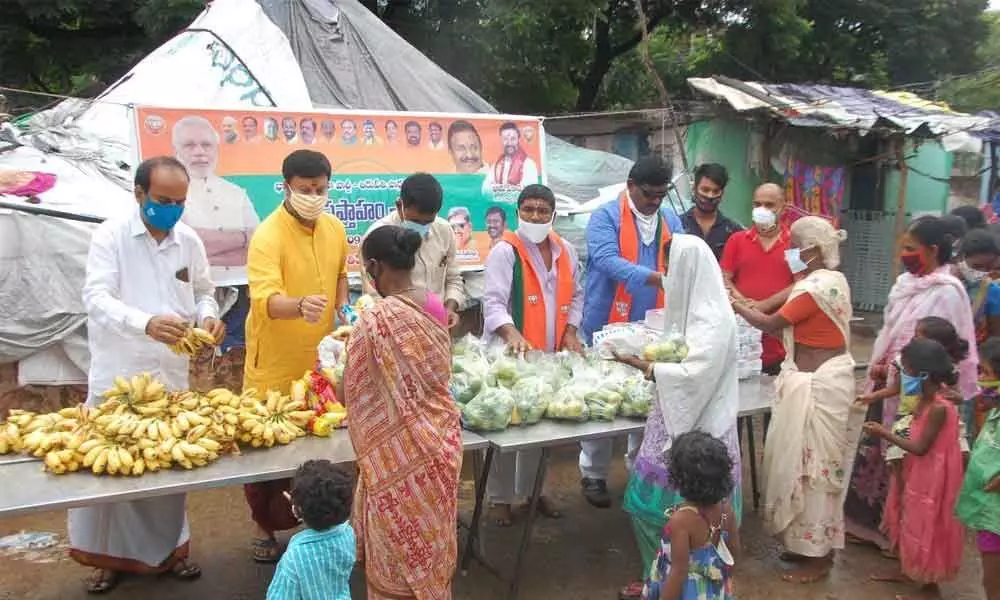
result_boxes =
[0,327,988,599]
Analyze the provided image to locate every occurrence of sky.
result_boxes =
[993,0,999,10]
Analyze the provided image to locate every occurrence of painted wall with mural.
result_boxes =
[134,106,545,282]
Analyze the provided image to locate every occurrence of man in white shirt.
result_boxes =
[68,156,224,593]
[172,115,260,287]
[362,173,465,328]
[490,122,539,188]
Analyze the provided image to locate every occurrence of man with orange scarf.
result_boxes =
[579,156,684,509]
[483,183,584,525]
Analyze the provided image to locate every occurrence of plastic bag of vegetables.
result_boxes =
[461,387,515,431]
[510,376,554,425]
[593,323,651,359]
[488,345,537,388]
[584,381,624,422]
[450,372,484,405]
[620,375,654,418]
[641,326,689,363]
[545,383,590,422]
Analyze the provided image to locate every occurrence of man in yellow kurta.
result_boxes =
[242,149,349,563]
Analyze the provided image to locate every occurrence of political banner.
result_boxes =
[134,106,545,283]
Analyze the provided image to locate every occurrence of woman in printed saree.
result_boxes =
[843,216,977,550]
[344,225,462,599]
[733,216,864,584]
[612,233,742,600]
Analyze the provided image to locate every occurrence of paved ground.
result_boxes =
[0,327,987,599]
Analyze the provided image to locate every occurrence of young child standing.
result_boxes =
[864,338,965,599]
[641,431,739,600]
[957,337,1000,600]
[266,460,356,600]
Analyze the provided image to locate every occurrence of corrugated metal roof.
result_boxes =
[687,76,995,152]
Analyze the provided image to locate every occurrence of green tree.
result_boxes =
[0,0,202,104]
[937,12,1000,113]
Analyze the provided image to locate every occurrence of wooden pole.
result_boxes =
[892,137,909,273]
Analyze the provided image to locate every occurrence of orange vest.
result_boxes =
[608,191,671,323]
[504,231,575,351]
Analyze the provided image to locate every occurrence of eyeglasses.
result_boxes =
[638,186,667,202]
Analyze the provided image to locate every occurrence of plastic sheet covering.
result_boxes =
[257,0,494,113]
[0,209,93,363]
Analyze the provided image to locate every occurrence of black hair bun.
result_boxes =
[396,227,423,257]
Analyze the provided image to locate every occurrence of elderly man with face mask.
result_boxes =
[68,156,223,593]
[578,156,685,509]
[242,149,350,563]
[721,182,795,376]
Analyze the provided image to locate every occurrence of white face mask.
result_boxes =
[288,190,328,220]
[785,248,812,274]
[519,220,552,244]
[752,206,777,230]
[959,261,988,283]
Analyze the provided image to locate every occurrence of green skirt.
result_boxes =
[624,473,743,573]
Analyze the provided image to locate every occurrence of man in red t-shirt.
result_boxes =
[720,183,795,375]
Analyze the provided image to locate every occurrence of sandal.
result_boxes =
[252,537,280,563]
[619,580,645,600]
[85,569,119,594]
[170,559,202,580]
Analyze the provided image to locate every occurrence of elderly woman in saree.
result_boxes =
[732,216,865,583]
[612,233,742,599]
[344,225,462,600]
[842,216,977,552]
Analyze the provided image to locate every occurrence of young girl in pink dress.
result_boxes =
[863,338,965,599]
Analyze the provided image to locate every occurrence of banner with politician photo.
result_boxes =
[133,106,546,280]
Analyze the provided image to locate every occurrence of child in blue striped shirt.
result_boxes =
[267,460,356,600]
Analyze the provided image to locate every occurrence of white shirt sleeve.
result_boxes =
[82,226,153,336]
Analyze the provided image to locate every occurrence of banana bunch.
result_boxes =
[169,327,217,356]
[99,373,169,416]
[237,390,313,447]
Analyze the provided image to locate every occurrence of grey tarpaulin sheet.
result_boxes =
[255,0,633,202]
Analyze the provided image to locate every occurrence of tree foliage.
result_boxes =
[0,0,994,116]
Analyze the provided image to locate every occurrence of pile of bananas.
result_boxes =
[169,327,217,356]
[237,390,313,447]
[0,372,324,477]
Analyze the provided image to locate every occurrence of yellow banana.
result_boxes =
[146,459,160,473]
[196,438,221,453]
[107,446,121,473]
[93,448,109,474]
[118,447,134,473]
[142,447,159,462]
[132,458,146,476]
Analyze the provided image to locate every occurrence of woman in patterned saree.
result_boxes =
[733,216,865,584]
[843,216,976,552]
[344,225,462,599]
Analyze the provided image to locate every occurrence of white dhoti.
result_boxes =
[68,495,190,572]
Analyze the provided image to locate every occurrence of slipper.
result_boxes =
[85,569,119,594]
[170,560,202,580]
[618,581,645,600]
[252,538,280,563]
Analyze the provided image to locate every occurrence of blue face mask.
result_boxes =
[784,248,810,274]
[401,220,431,238]
[142,196,184,231]
[900,372,927,396]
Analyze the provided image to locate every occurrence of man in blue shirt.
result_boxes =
[579,156,684,508]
